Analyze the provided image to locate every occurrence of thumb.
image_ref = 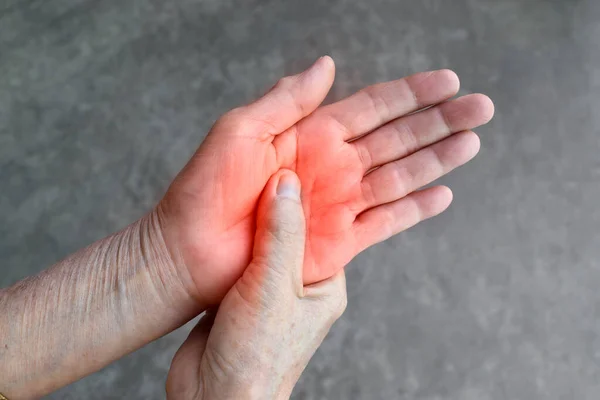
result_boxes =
[250,170,306,294]
[240,56,335,136]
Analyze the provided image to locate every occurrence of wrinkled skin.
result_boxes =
[166,171,348,400]
[159,57,495,305]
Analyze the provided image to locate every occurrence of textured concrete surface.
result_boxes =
[2,0,600,399]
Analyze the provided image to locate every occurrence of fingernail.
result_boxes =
[277,172,300,200]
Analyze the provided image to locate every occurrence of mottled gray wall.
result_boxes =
[2,0,600,399]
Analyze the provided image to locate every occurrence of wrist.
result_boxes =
[140,208,205,312]
[154,199,222,308]
[0,211,204,399]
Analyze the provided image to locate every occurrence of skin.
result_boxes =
[0,58,494,399]
[166,171,348,400]
[0,214,199,399]
[160,56,495,307]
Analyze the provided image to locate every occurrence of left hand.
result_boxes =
[166,170,347,400]
[158,57,495,305]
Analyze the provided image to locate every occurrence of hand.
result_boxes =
[159,57,494,305]
[166,170,347,400]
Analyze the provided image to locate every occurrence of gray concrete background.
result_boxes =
[1,0,599,398]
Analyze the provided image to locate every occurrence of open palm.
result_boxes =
[159,57,494,305]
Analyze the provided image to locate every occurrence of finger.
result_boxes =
[174,310,216,360]
[250,169,306,294]
[357,131,479,211]
[317,69,460,141]
[235,56,335,137]
[354,94,494,172]
[166,311,217,396]
[354,185,453,250]
[302,270,348,325]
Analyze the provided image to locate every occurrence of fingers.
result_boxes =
[250,169,306,294]
[166,311,216,397]
[357,131,480,211]
[177,311,216,355]
[354,94,494,172]
[353,185,453,250]
[317,69,460,141]
[233,56,335,137]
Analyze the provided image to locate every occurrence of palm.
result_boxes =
[162,58,494,303]
[276,120,365,283]
[162,130,280,302]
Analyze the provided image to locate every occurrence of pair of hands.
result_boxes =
[158,57,494,398]
[167,171,347,399]
[0,57,493,400]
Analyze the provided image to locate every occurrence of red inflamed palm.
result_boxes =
[158,56,495,306]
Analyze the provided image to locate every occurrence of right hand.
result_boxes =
[166,170,348,400]
[158,57,494,305]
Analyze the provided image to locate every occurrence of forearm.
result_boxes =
[0,210,203,399]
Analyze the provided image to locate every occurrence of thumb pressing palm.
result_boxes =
[167,170,347,400]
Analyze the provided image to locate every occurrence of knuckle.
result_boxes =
[215,107,247,129]
[275,75,294,89]
[335,292,348,318]
[382,207,397,239]
[319,114,354,140]
[436,104,453,132]
[225,106,247,119]
[269,216,302,245]
[268,200,304,239]
[327,277,348,321]
[391,163,411,195]
[360,180,376,207]
[328,293,347,322]
[356,142,373,171]
[322,114,344,132]
[392,120,418,155]
[363,84,390,121]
